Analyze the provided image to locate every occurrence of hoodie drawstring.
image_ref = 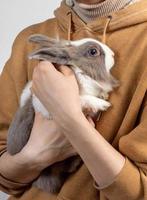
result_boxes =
[67,11,72,41]
[102,16,112,44]
[67,11,112,44]
[66,12,112,122]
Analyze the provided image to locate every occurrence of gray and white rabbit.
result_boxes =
[7,34,119,193]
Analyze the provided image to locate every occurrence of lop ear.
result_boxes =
[28,34,58,47]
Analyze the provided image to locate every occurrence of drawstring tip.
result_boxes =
[102,16,112,44]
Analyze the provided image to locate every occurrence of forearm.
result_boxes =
[0,150,42,184]
[59,112,125,187]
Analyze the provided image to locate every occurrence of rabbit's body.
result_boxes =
[7,35,119,193]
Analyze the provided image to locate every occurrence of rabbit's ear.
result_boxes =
[28,34,57,47]
[28,46,70,65]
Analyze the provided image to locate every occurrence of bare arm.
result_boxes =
[32,61,125,188]
[0,150,41,184]
[0,29,76,194]
[58,112,125,187]
[0,112,76,185]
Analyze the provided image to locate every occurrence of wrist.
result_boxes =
[58,109,85,132]
[59,111,89,135]
[0,151,42,184]
[20,146,48,172]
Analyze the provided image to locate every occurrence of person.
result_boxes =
[0,0,147,199]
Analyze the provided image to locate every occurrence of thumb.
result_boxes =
[58,65,74,76]
[37,61,62,76]
[86,116,95,127]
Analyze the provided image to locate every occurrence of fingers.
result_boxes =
[58,65,74,76]
[33,61,74,81]
[32,61,62,95]
[86,115,95,127]
[36,61,73,76]
[33,61,61,77]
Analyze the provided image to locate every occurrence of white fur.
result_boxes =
[80,95,111,113]
[20,66,111,118]
[20,38,114,118]
[71,38,114,73]
[20,82,32,107]
[32,94,53,119]
[20,81,52,119]
[72,66,113,94]
[71,66,101,96]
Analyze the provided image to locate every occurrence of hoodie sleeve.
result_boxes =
[0,28,33,195]
[99,94,147,200]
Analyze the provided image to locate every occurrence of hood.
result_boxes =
[54,0,147,40]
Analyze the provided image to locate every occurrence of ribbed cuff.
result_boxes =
[0,149,7,157]
[0,172,30,195]
[93,157,126,190]
[98,158,143,200]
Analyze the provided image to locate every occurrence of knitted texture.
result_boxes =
[66,0,136,22]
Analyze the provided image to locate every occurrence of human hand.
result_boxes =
[86,115,95,128]
[32,61,82,128]
[22,112,77,170]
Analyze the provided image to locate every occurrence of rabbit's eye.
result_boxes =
[87,48,100,57]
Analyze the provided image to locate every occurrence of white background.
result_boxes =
[0,0,61,73]
[0,0,61,199]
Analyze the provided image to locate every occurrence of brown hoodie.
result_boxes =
[0,0,147,199]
